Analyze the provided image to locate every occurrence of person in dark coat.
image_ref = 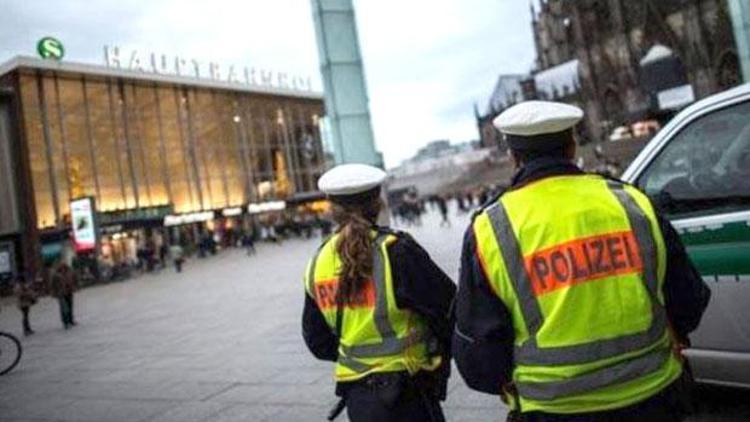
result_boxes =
[50,262,78,329]
[242,229,257,256]
[436,195,450,227]
[15,274,37,336]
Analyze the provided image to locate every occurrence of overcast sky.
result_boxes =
[1,0,536,167]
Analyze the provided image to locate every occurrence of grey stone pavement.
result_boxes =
[0,208,748,421]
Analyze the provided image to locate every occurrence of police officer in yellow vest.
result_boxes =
[302,164,456,422]
[453,101,711,421]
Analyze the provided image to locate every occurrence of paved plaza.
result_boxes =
[0,210,748,421]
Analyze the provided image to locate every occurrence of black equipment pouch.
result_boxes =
[366,372,406,409]
[411,367,445,402]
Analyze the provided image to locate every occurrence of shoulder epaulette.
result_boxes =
[470,207,485,221]
[317,234,334,252]
[590,172,652,198]
[376,225,396,235]
[472,188,507,221]
[591,172,630,187]
[380,226,411,241]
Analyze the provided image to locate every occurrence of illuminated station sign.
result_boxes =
[103,45,313,93]
[247,201,286,214]
[163,211,215,227]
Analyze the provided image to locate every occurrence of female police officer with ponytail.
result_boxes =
[302,164,456,422]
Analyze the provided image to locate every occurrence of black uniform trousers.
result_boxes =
[343,372,445,422]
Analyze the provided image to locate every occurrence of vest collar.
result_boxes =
[510,157,583,190]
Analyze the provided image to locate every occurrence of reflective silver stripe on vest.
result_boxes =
[606,182,661,302]
[326,234,418,372]
[485,203,544,336]
[516,348,671,400]
[341,330,423,358]
[338,354,373,373]
[485,180,668,368]
[372,235,397,342]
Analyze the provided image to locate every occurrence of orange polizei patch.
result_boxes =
[524,230,643,297]
[314,278,377,310]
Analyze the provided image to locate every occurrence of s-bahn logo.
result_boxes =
[37,37,65,60]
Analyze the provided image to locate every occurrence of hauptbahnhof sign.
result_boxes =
[103,45,313,93]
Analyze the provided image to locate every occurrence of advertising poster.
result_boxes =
[70,197,97,252]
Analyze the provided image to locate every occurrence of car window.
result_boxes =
[636,100,750,218]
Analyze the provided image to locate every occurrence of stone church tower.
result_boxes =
[535,0,740,141]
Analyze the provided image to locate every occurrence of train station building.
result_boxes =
[0,55,326,280]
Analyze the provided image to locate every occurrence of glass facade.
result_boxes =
[15,69,325,229]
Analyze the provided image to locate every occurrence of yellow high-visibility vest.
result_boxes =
[473,175,682,414]
[304,232,440,382]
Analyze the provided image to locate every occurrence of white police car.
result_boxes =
[623,83,750,388]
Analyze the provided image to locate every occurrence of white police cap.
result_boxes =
[318,164,387,197]
[493,100,583,136]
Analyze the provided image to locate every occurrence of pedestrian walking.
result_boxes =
[14,274,37,336]
[465,191,475,209]
[136,236,148,270]
[159,242,168,269]
[318,215,333,237]
[453,101,711,421]
[302,164,456,422]
[477,187,489,206]
[456,194,466,213]
[267,222,281,244]
[242,230,257,256]
[303,213,315,239]
[145,237,156,271]
[170,243,185,273]
[437,195,451,228]
[50,262,78,329]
